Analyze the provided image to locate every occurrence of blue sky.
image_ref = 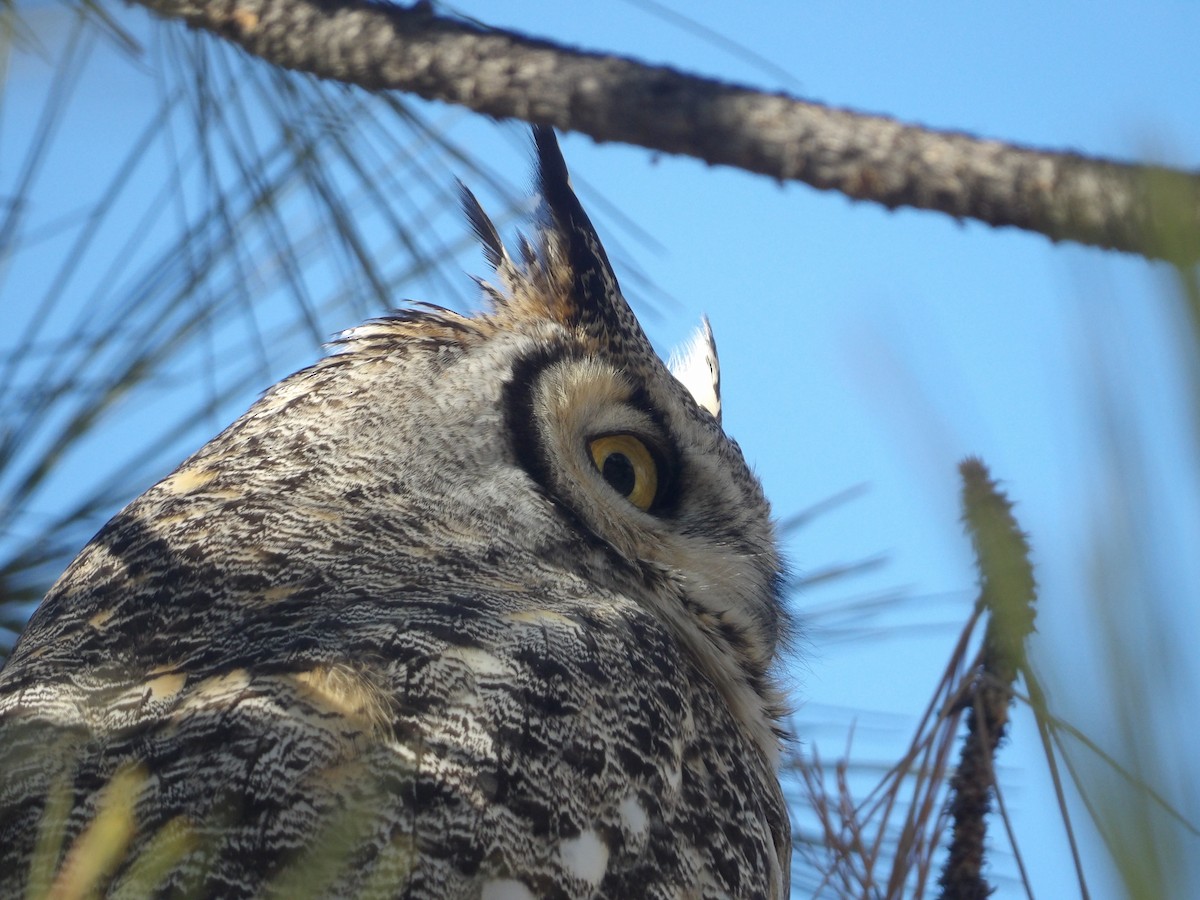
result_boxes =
[5,1,1200,895]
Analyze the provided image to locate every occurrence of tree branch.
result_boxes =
[133,0,1200,260]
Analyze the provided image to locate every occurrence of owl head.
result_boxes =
[340,126,791,760]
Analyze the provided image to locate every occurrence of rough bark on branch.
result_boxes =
[133,0,1200,261]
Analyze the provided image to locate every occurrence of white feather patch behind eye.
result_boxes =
[668,316,721,422]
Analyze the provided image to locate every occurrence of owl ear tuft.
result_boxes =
[532,127,649,350]
[532,125,616,290]
[458,180,508,271]
[669,316,722,423]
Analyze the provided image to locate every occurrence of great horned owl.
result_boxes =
[0,128,791,898]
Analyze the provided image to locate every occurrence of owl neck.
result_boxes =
[638,567,787,769]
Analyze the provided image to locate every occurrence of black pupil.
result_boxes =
[601,452,637,497]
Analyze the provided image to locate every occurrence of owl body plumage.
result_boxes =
[0,129,790,898]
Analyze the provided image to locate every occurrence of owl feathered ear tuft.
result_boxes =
[532,126,618,295]
[669,315,722,423]
[460,127,656,354]
[531,126,653,352]
[458,180,508,272]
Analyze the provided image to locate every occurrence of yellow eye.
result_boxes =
[588,434,659,511]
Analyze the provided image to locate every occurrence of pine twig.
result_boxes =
[938,458,1037,900]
